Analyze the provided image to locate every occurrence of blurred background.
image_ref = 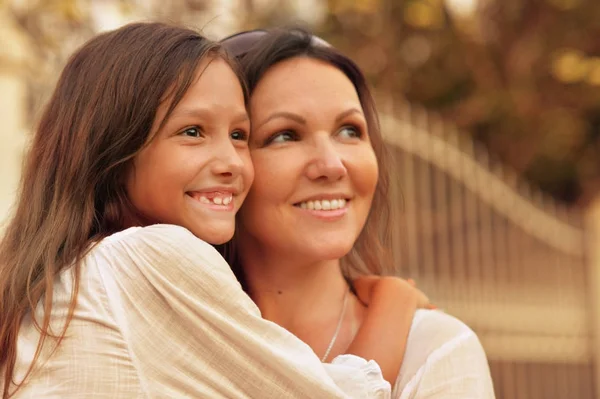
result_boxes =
[1,0,599,397]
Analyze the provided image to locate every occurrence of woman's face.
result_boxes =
[238,56,378,261]
[126,57,253,244]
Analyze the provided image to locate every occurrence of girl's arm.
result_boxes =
[97,224,390,398]
[347,276,430,384]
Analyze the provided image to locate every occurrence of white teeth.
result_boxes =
[194,194,233,206]
[297,198,348,211]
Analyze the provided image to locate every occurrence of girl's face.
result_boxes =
[126,58,253,244]
[238,57,378,261]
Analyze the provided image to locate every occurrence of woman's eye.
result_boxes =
[268,131,297,145]
[231,129,249,141]
[180,126,202,138]
[338,126,362,139]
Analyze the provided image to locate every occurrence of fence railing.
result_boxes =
[379,100,595,399]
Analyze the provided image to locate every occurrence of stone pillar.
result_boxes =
[0,9,30,229]
[586,196,600,398]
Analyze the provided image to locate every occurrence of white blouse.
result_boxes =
[7,224,389,398]
[392,310,496,398]
[5,224,495,398]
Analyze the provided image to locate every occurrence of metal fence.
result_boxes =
[380,100,594,398]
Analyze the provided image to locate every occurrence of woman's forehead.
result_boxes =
[251,57,360,106]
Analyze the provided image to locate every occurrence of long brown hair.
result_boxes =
[0,22,239,398]
[223,28,393,281]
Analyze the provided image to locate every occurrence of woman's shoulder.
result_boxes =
[394,309,493,397]
[410,309,477,343]
[404,309,484,364]
[399,309,481,369]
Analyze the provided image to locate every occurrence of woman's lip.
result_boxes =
[293,199,352,208]
[293,195,351,204]
[294,206,349,220]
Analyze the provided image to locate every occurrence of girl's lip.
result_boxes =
[186,193,235,211]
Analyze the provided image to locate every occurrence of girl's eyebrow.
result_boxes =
[171,108,249,124]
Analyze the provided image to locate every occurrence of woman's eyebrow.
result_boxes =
[256,107,363,130]
[335,108,363,123]
[255,112,306,129]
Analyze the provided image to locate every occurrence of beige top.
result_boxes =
[6,224,390,398]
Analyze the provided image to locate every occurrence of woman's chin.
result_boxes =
[300,241,355,262]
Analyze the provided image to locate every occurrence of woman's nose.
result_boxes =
[305,139,347,182]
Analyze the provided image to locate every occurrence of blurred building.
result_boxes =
[379,98,600,398]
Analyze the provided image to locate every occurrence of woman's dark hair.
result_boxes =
[0,22,243,398]
[222,28,393,282]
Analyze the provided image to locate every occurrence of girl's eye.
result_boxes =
[267,131,297,145]
[338,126,362,140]
[231,129,249,141]
[180,126,202,138]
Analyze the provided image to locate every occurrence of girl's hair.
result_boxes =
[222,28,393,283]
[0,22,242,398]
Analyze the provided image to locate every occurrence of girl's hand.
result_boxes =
[346,275,434,384]
[353,276,434,310]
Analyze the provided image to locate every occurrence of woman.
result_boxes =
[222,28,496,398]
[0,22,426,398]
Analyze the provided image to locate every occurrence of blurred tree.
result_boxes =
[3,0,217,119]
[309,0,600,206]
[4,0,600,206]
